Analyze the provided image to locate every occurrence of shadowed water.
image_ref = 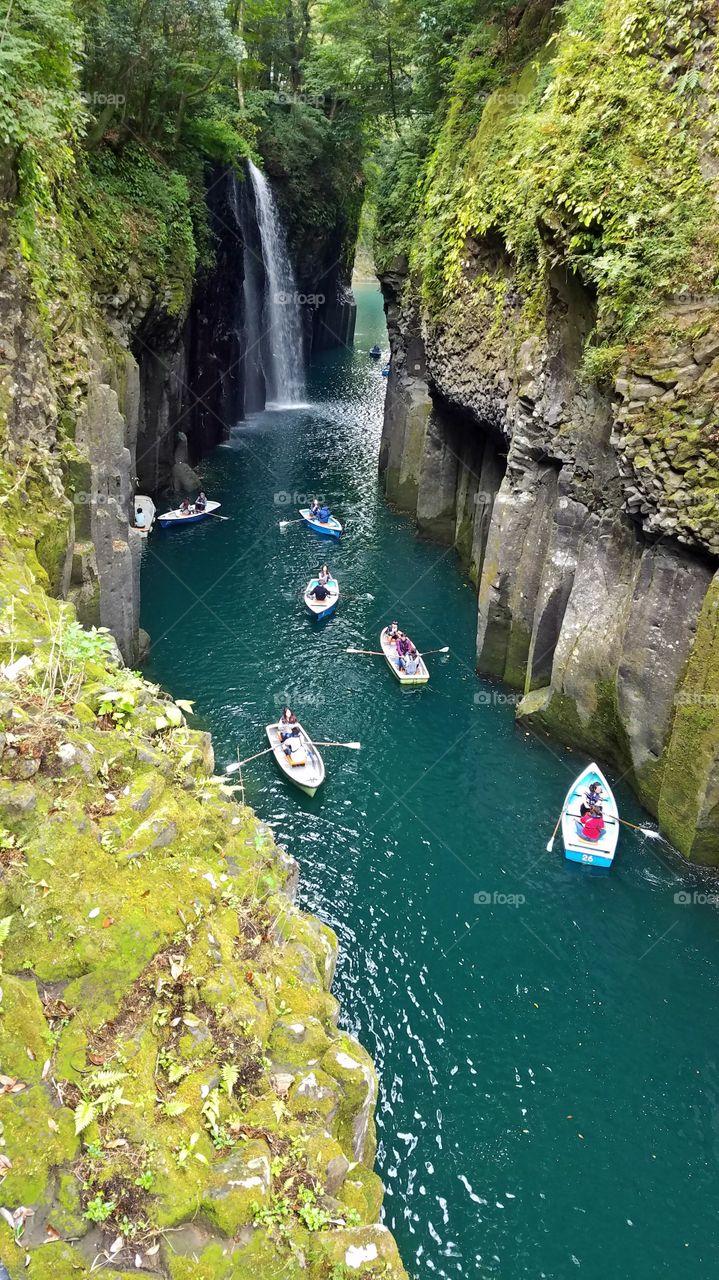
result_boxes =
[142,283,719,1279]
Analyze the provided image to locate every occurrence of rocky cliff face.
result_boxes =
[376,0,719,863]
[0,169,405,1280]
[0,515,406,1278]
[380,251,719,863]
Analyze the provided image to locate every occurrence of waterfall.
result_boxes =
[247,160,305,408]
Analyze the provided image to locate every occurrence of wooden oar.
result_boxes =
[226,740,361,772]
[346,645,449,657]
[546,813,562,853]
[566,811,661,838]
[205,510,230,521]
[279,519,304,529]
[227,748,274,771]
[608,816,661,838]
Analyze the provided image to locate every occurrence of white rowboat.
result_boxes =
[561,762,619,869]
[264,722,325,797]
[379,628,430,686]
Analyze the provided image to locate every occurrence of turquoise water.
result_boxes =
[142,283,719,1279]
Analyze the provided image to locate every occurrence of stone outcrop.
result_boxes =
[379,255,719,863]
[0,525,406,1277]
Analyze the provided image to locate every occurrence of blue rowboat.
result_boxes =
[561,762,619,869]
[299,508,343,539]
[158,500,221,528]
[304,577,339,620]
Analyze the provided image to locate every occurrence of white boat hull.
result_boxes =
[159,500,221,528]
[379,628,430,686]
[265,722,325,796]
[561,762,619,868]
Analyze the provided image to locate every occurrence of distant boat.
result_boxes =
[561,762,619,869]
[379,627,430,686]
[265,721,325,797]
[133,495,156,536]
[158,500,221,528]
[304,577,339,620]
[369,345,381,359]
[299,507,343,539]
[381,364,390,377]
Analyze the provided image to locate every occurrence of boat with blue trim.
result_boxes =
[299,507,343,539]
[561,762,619,869]
[304,577,339,620]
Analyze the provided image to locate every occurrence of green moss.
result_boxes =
[0,1086,77,1203]
[337,1162,384,1223]
[658,575,719,861]
[0,977,54,1081]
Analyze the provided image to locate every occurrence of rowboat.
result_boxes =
[561,762,619,869]
[379,628,430,687]
[264,722,325,797]
[299,508,343,539]
[158,500,221,528]
[304,577,339,620]
[133,495,156,536]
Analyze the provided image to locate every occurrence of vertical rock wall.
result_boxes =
[379,261,719,863]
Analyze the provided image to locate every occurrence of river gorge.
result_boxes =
[2,1,719,1277]
[141,283,719,1279]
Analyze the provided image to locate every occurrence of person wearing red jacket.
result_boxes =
[579,807,605,841]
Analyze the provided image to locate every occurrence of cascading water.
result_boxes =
[247,160,306,408]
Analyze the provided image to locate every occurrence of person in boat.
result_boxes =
[401,645,420,676]
[577,806,605,842]
[369,344,381,358]
[282,726,305,761]
[309,580,332,602]
[134,505,146,529]
[317,504,331,524]
[195,491,207,512]
[395,632,411,660]
[180,497,191,515]
[318,564,332,586]
[309,499,321,518]
[278,707,298,741]
[387,621,399,644]
[580,781,604,816]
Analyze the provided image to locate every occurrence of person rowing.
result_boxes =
[577,806,605,842]
[309,579,332,602]
[278,706,297,741]
[282,726,305,762]
[317,503,331,524]
[395,632,411,661]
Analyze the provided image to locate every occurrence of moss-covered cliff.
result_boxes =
[376,0,719,861]
[0,504,405,1277]
[0,4,403,1276]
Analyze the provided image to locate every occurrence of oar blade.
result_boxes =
[225,762,241,774]
[546,837,555,853]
